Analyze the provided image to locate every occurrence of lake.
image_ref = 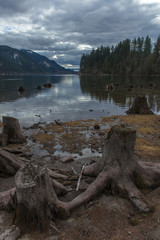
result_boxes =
[0,74,160,126]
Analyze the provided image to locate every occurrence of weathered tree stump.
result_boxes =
[71,124,160,213]
[0,116,26,146]
[126,96,153,114]
[15,162,69,233]
[15,163,52,233]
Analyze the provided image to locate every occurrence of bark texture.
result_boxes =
[0,116,26,146]
[15,162,71,232]
[15,163,52,233]
[126,96,153,114]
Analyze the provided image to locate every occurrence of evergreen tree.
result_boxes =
[143,36,152,56]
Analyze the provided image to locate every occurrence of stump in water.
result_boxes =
[126,96,153,114]
[1,116,26,146]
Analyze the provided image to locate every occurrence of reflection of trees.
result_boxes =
[80,75,160,113]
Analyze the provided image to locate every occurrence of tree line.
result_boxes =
[80,35,160,75]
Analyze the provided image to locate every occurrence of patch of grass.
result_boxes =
[135,137,160,157]
[138,126,157,135]
[31,132,55,144]
[64,119,95,128]
[44,124,65,134]
[61,132,75,140]
[101,116,120,124]
[121,115,160,126]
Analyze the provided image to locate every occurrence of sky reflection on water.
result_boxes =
[0,74,159,126]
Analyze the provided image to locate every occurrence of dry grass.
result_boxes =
[31,132,55,145]
[120,114,160,126]
[135,137,160,159]
[43,124,65,134]
[138,126,157,135]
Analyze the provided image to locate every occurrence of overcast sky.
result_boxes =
[0,0,160,69]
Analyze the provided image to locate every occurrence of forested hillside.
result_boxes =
[0,46,72,74]
[80,35,160,75]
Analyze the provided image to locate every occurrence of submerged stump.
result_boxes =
[0,116,26,146]
[126,96,153,114]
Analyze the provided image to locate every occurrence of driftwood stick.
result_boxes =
[76,164,86,191]
[71,167,78,175]
[48,168,68,180]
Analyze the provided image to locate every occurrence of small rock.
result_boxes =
[61,155,74,163]
[36,85,41,90]
[18,86,25,92]
[44,83,52,88]
[94,124,100,130]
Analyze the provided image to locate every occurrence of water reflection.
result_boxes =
[80,75,160,113]
[0,74,159,125]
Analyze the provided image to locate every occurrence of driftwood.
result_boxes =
[0,148,24,177]
[0,116,26,146]
[1,124,160,233]
[126,96,153,114]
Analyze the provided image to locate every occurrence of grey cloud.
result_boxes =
[0,0,160,67]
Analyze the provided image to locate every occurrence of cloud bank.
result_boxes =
[0,0,160,69]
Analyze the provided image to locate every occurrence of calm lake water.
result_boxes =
[0,74,160,126]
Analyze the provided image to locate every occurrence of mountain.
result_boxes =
[0,45,73,74]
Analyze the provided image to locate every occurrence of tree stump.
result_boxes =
[15,163,51,233]
[126,96,153,114]
[66,124,160,214]
[15,162,68,233]
[1,116,26,146]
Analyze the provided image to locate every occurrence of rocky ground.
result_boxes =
[0,114,160,240]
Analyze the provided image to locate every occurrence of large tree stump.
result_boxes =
[15,163,52,233]
[63,124,160,214]
[0,116,26,146]
[126,96,153,114]
[15,163,66,233]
